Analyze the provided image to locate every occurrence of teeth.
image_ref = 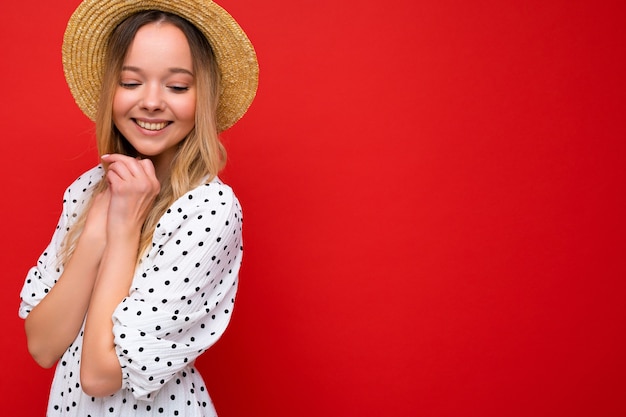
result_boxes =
[136,120,168,131]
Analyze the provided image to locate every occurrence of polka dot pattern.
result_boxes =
[19,165,243,416]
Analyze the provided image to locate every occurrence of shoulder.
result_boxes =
[156,177,242,232]
[63,165,105,200]
[57,165,104,219]
[170,177,240,216]
[191,176,237,202]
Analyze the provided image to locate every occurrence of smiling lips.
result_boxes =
[135,119,170,131]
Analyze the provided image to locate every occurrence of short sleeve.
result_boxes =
[19,166,104,319]
[111,180,243,400]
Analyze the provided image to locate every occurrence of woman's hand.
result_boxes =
[101,154,160,236]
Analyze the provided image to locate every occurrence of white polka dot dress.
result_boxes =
[19,165,243,416]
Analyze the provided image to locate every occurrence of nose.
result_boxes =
[140,83,165,112]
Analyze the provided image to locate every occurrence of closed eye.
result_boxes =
[119,82,141,89]
[169,86,190,93]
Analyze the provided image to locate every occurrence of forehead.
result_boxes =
[124,22,193,71]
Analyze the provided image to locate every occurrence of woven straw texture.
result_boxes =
[62,0,259,132]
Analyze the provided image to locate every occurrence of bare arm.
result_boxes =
[24,190,110,368]
[80,154,160,397]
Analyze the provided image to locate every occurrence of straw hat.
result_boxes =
[62,0,259,132]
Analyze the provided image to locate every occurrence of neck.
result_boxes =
[141,153,172,184]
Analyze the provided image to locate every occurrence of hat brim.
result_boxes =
[62,0,259,132]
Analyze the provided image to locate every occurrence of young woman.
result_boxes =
[18,1,258,415]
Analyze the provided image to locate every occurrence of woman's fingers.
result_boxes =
[102,154,160,193]
[137,158,158,183]
[102,154,145,181]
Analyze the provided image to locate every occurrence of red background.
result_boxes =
[2,0,625,416]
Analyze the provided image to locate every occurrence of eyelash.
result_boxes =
[118,82,190,93]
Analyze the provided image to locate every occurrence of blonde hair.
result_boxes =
[61,11,225,264]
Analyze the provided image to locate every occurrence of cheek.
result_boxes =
[176,93,197,125]
[112,90,128,121]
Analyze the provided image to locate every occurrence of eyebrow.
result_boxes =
[121,65,194,76]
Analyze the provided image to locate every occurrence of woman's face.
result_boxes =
[113,21,196,171]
